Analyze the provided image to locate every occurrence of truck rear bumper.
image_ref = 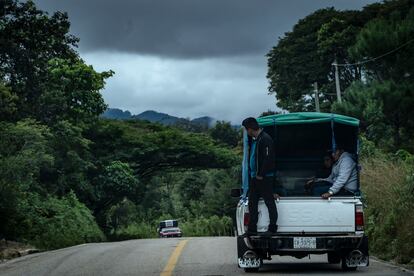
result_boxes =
[247,234,367,253]
[237,234,369,268]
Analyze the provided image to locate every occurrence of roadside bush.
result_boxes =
[19,191,105,249]
[111,221,157,240]
[105,199,140,234]
[180,215,233,237]
[0,120,54,240]
[361,152,414,264]
[109,215,233,241]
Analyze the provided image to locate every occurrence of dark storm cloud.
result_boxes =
[35,0,377,58]
[32,0,380,123]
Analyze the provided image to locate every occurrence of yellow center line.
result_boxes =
[160,239,188,276]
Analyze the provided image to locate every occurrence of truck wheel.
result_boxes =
[244,267,259,273]
[327,252,341,264]
[243,258,262,273]
[341,257,357,271]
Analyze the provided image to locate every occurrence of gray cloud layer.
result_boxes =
[84,52,276,123]
[33,0,379,123]
[36,0,377,58]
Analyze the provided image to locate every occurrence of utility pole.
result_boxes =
[314,82,320,112]
[333,58,342,103]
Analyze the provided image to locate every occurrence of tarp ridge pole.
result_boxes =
[356,130,361,192]
[241,128,249,201]
[273,118,277,187]
[331,113,337,153]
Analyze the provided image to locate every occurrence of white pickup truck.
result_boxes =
[234,113,369,272]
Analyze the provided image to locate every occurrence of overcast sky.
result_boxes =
[35,0,379,123]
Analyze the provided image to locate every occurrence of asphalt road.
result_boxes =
[0,237,412,276]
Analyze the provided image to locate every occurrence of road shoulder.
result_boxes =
[371,256,414,275]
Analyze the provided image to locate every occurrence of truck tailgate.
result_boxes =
[257,198,357,233]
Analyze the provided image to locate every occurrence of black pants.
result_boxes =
[312,181,355,196]
[336,188,355,196]
[248,176,278,232]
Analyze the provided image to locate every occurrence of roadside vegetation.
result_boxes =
[360,141,414,266]
[0,0,239,252]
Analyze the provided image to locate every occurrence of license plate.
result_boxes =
[293,237,316,249]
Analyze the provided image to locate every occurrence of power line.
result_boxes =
[332,38,414,67]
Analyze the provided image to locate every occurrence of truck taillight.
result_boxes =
[355,205,364,231]
[244,213,250,226]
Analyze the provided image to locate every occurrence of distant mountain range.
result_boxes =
[102,108,216,128]
[102,108,132,120]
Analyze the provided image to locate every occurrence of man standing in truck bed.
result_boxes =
[242,117,278,236]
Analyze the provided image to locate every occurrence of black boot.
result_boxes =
[261,225,278,236]
[241,230,257,237]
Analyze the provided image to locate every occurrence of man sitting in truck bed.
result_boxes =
[307,146,358,198]
[305,153,333,195]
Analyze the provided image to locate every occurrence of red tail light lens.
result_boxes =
[355,205,364,231]
[244,213,250,226]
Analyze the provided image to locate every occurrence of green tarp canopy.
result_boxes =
[257,112,359,127]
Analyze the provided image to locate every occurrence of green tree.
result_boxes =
[39,58,113,124]
[105,199,139,234]
[201,168,238,217]
[266,8,343,111]
[0,120,54,239]
[86,120,239,179]
[96,161,140,209]
[0,0,243,247]
[45,120,95,201]
[259,110,281,117]
[0,82,18,120]
[178,171,208,208]
[0,0,79,119]
[19,191,105,249]
[333,80,414,150]
[317,14,364,92]
[266,2,414,112]
[0,1,112,125]
[334,7,414,150]
[209,121,240,148]
[349,8,414,83]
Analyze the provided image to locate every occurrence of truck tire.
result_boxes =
[341,257,357,271]
[327,252,341,264]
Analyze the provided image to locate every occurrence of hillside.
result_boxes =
[102,108,216,128]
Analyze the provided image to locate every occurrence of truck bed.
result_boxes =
[237,197,359,234]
